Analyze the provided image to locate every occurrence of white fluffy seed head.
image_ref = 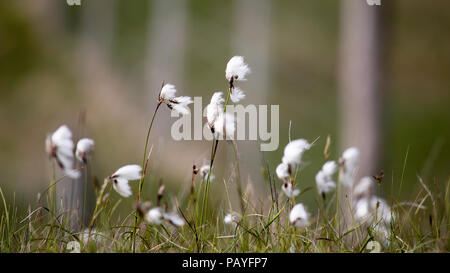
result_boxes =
[281,182,300,198]
[225,56,251,82]
[315,161,338,195]
[289,203,310,228]
[214,112,235,140]
[224,213,238,225]
[230,86,245,103]
[112,164,142,181]
[353,176,375,197]
[354,198,371,220]
[206,92,224,126]
[145,207,164,225]
[160,84,177,100]
[47,125,80,179]
[354,196,394,226]
[282,139,312,166]
[112,178,132,198]
[315,170,336,195]
[76,138,95,162]
[163,212,185,227]
[342,147,360,169]
[322,161,337,177]
[171,96,193,115]
[276,162,290,180]
[371,197,393,225]
[110,165,142,197]
[200,165,214,181]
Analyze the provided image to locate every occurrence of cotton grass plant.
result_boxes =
[0,56,449,253]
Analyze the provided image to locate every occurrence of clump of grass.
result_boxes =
[0,56,449,253]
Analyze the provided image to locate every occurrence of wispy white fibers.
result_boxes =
[224,213,239,226]
[145,207,164,225]
[315,161,338,196]
[275,139,312,199]
[225,56,250,103]
[214,112,236,140]
[281,182,300,198]
[164,212,185,227]
[282,139,312,167]
[200,165,215,181]
[45,124,80,179]
[230,86,245,103]
[76,138,94,163]
[159,84,177,100]
[352,176,394,247]
[225,56,251,82]
[144,207,185,227]
[110,165,142,198]
[289,203,310,228]
[353,176,375,198]
[276,162,290,180]
[159,83,193,115]
[206,92,225,129]
[339,146,360,188]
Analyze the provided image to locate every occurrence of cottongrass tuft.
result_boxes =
[76,138,94,163]
[289,203,310,228]
[159,83,193,115]
[110,164,142,198]
[315,161,338,196]
[45,124,80,179]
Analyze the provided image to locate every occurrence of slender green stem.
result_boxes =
[199,83,232,238]
[132,102,161,252]
[137,102,161,201]
[231,141,245,214]
[49,160,56,214]
[82,165,88,228]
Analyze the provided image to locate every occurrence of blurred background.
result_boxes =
[0,0,449,216]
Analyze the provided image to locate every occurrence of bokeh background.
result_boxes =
[0,0,449,215]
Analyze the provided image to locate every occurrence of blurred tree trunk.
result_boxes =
[338,0,385,226]
[61,0,117,231]
[231,0,271,206]
[144,0,187,160]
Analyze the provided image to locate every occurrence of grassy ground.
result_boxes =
[1,138,448,253]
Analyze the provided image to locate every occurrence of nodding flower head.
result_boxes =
[315,161,338,196]
[109,164,142,198]
[276,162,290,180]
[289,203,310,228]
[45,125,80,179]
[224,213,239,226]
[200,165,214,181]
[225,56,251,83]
[158,83,193,115]
[76,138,94,164]
[282,139,312,167]
[213,112,235,140]
[281,181,300,198]
[144,207,185,227]
[206,92,225,128]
